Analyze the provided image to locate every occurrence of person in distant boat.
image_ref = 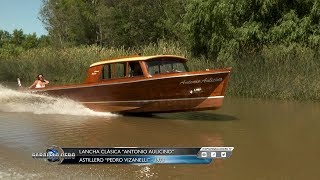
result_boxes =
[28,74,49,89]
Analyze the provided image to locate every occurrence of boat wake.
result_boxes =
[0,85,116,117]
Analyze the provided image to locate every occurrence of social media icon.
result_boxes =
[211,152,216,157]
[201,152,207,157]
[221,152,227,158]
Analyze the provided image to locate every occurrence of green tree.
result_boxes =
[0,30,11,48]
[39,0,98,46]
[38,35,51,47]
[0,29,50,56]
[22,33,39,49]
[184,0,320,59]
[39,0,186,47]
[11,29,25,46]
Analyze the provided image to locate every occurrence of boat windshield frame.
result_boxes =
[145,58,189,76]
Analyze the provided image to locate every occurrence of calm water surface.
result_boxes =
[0,84,319,179]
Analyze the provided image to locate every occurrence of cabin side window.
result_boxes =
[102,64,111,79]
[147,61,160,75]
[102,63,125,80]
[111,63,125,79]
[129,61,143,77]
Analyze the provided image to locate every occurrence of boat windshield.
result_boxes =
[146,59,188,75]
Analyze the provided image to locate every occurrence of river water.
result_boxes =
[0,84,319,179]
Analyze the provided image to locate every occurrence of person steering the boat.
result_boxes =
[28,74,49,89]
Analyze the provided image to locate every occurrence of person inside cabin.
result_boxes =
[129,62,143,77]
[28,74,49,89]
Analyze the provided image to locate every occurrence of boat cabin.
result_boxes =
[85,55,189,83]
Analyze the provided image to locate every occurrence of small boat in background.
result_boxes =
[24,55,232,114]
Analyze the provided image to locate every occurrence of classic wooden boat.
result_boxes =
[26,55,232,113]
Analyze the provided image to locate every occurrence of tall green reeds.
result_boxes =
[1,42,319,101]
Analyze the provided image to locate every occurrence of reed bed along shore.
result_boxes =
[1,42,320,101]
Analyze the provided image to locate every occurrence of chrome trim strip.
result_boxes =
[81,96,224,104]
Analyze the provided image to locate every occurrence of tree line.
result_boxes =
[0,29,49,55]
[39,0,320,59]
[39,0,185,47]
[185,0,320,60]
[2,0,320,60]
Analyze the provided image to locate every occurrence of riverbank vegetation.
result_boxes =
[1,0,320,101]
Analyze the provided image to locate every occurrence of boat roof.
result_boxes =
[90,55,187,67]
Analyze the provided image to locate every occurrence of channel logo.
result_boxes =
[45,145,64,163]
[46,147,60,162]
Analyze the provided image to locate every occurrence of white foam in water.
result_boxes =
[0,84,116,117]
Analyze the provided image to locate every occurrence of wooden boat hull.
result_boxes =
[30,68,231,113]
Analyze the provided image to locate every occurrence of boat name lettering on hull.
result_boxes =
[180,78,223,85]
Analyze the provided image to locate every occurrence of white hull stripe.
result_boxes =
[81,96,224,104]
